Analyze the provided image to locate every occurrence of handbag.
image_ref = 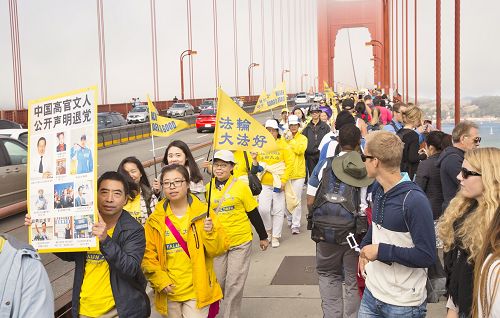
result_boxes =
[243,151,262,196]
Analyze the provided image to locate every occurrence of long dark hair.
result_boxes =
[117,156,151,188]
[162,140,203,183]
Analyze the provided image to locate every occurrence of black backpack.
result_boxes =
[307,157,367,245]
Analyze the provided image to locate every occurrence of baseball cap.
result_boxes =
[265,119,279,130]
[288,115,300,125]
[213,150,235,163]
[341,98,355,110]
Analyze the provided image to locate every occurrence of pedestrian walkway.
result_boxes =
[238,193,448,318]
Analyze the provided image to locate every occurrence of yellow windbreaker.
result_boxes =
[257,137,293,187]
[142,194,229,315]
[285,132,307,180]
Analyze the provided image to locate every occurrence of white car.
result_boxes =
[294,93,309,104]
[127,106,149,124]
[166,103,195,117]
[0,129,28,145]
[313,93,325,102]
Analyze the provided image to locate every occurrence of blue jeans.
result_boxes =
[358,288,427,318]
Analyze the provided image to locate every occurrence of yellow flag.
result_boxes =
[147,96,189,137]
[253,90,270,114]
[252,81,287,114]
[323,81,336,106]
[215,88,279,153]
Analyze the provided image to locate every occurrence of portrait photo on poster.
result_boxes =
[69,127,94,175]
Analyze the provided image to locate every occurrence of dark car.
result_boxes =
[0,136,27,219]
[198,100,216,112]
[195,109,216,133]
[98,112,128,130]
[0,119,22,129]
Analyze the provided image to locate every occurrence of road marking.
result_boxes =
[195,156,206,162]
[149,145,167,152]
[196,134,210,139]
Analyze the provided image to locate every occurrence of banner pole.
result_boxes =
[151,134,158,177]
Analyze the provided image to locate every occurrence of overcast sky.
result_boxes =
[1,0,499,109]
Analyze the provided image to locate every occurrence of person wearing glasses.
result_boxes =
[437,147,500,318]
[358,131,436,318]
[206,150,268,318]
[436,120,481,211]
[143,164,228,318]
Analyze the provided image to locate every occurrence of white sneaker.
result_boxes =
[267,231,272,242]
[291,227,300,235]
[271,237,280,248]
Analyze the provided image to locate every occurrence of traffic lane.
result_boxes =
[97,110,274,175]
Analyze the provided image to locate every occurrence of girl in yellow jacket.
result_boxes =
[283,115,308,234]
[142,164,228,318]
[250,119,294,248]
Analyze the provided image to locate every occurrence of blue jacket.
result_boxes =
[436,146,464,211]
[71,146,93,174]
[360,179,436,306]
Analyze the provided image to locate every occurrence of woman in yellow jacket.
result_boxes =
[282,115,308,234]
[250,119,294,248]
[142,164,228,318]
[206,150,269,318]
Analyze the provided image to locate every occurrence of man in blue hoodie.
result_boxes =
[70,134,93,174]
[436,120,480,211]
[358,131,436,317]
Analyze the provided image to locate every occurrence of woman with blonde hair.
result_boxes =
[472,207,500,318]
[437,147,500,318]
[398,104,424,179]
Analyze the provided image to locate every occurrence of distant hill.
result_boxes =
[417,96,500,119]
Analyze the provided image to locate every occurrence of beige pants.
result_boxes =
[166,299,209,318]
[79,307,118,318]
[213,240,252,318]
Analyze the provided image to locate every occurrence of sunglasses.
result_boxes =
[460,167,481,179]
[465,136,482,144]
[361,154,376,162]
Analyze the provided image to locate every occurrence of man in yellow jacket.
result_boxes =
[283,115,308,234]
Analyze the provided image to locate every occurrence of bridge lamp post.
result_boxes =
[281,69,290,83]
[248,63,259,97]
[180,49,197,100]
[301,73,308,92]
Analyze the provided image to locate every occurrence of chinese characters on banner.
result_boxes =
[214,88,279,153]
[28,86,99,253]
[252,81,288,114]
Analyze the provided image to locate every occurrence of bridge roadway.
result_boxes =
[0,109,447,317]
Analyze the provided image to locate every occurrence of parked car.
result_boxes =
[166,103,195,117]
[0,136,27,219]
[98,112,128,130]
[0,129,28,145]
[294,93,309,104]
[231,97,244,107]
[127,105,150,123]
[308,92,316,100]
[198,100,216,111]
[195,108,216,133]
[0,119,22,129]
[313,92,325,102]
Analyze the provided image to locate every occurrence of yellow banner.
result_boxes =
[252,81,287,114]
[148,97,189,137]
[215,88,279,153]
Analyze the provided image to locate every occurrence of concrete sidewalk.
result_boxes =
[239,196,447,318]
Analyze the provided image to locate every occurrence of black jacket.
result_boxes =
[397,128,421,179]
[415,153,443,220]
[445,202,477,317]
[436,146,464,211]
[302,120,330,156]
[57,211,150,318]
